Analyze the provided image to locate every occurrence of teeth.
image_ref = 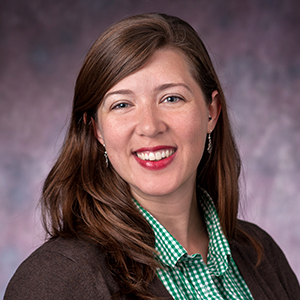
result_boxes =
[155,152,162,160]
[149,153,155,161]
[136,149,175,161]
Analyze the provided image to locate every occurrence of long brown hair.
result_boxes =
[41,13,260,299]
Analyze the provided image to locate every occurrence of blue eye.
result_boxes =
[164,96,182,103]
[112,102,129,110]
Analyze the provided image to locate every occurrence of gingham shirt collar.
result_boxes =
[134,189,231,276]
[134,198,186,267]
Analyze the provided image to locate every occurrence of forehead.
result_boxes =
[105,48,196,92]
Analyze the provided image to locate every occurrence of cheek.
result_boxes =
[101,120,131,159]
[178,112,207,144]
[100,118,121,142]
[179,114,208,165]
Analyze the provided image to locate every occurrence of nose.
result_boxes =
[135,105,167,137]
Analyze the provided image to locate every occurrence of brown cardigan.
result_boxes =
[4,221,300,299]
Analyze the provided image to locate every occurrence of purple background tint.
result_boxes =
[1,0,300,296]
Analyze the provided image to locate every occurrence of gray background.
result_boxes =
[1,0,299,296]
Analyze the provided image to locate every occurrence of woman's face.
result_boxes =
[96,48,220,202]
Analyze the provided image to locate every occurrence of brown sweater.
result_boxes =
[4,221,300,299]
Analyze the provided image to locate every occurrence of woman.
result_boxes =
[4,13,300,300]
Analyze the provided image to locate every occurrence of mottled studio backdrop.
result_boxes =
[1,0,299,296]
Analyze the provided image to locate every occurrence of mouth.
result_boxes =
[135,147,176,162]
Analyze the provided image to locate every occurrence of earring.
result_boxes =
[207,131,212,154]
[208,115,212,121]
[103,144,109,167]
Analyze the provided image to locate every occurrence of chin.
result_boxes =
[133,183,179,198]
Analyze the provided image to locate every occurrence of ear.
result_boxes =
[207,90,221,133]
[91,117,104,145]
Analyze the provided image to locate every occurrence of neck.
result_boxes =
[132,186,209,261]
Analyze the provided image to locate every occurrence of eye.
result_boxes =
[163,96,183,103]
[111,102,130,110]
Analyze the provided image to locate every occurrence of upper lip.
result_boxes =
[133,145,176,153]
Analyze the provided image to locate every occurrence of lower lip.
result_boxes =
[134,152,176,170]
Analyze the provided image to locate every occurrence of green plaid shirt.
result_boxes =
[134,189,254,300]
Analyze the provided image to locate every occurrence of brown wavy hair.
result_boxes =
[41,13,261,299]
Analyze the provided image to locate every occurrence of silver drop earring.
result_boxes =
[207,115,212,154]
[103,144,109,167]
[207,132,212,154]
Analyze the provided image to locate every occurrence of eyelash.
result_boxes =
[162,95,184,103]
[111,102,130,110]
[110,95,184,110]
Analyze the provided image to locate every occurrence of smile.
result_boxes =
[136,149,176,161]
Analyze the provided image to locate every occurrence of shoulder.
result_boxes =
[4,237,118,300]
[234,220,295,263]
[233,220,292,269]
[231,220,300,300]
[235,219,279,248]
[31,236,106,266]
[12,236,108,278]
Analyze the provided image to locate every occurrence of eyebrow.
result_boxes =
[103,83,193,101]
[103,89,134,100]
[154,83,193,94]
